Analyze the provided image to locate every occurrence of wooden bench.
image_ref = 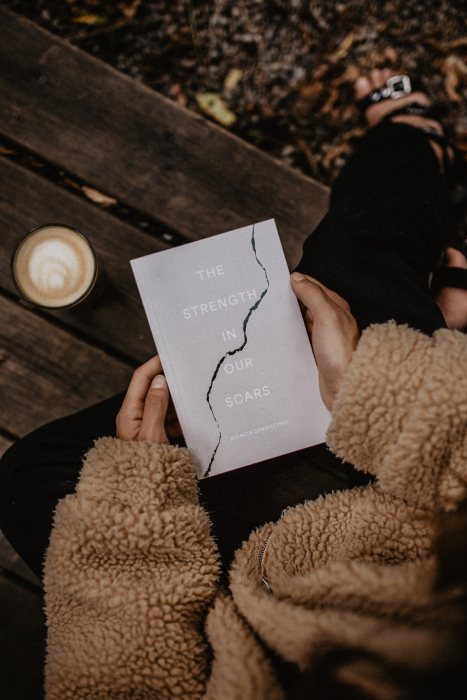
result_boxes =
[0,6,335,697]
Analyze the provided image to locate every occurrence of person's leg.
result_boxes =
[296,75,453,336]
[0,392,125,578]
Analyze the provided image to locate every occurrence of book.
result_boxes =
[131,219,330,479]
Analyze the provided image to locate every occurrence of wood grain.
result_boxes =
[0,434,13,458]
[0,294,133,437]
[0,6,329,268]
[0,572,46,699]
[0,156,166,363]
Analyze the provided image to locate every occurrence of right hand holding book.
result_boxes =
[290,273,360,411]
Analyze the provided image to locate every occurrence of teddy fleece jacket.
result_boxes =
[43,322,467,698]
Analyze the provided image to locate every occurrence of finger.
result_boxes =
[291,272,351,313]
[355,75,371,100]
[117,356,163,440]
[137,374,170,444]
[445,246,467,269]
[290,272,340,320]
[119,355,163,416]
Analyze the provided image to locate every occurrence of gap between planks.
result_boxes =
[0,5,329,269]
[0,155,166,364]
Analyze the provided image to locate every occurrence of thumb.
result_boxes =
[137,374,170,443]
[445,247,467,269]
[290,272,337,322]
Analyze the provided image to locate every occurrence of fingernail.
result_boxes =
[291,272,306,281]
[151,375,167,389]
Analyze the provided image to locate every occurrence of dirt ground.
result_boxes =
[3,0,467,186]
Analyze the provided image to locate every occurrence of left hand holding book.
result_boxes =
[116,356,171,443]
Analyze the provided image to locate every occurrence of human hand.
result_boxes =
[435,247,467,331]
[290,273,360,411]
[116,355,171,443]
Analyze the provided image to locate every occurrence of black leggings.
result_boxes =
[0,121,451,581]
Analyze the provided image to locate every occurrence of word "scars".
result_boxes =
[225,386,270,407]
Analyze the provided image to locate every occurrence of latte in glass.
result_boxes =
[11,225,97,309]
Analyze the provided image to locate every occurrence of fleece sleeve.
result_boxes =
[43,438,219,700]
[326,322,467,512]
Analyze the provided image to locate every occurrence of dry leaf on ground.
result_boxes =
[332,64,360,87]
[342,128,366,142]
[119,1,141,20]
[332,32,356,60]
[293,81,325,118]
[322,143,351,170]
[224,68,243,90]
[455,132,467,152]
[318,88,340,115]
[296,139,320,177]
[0,145,16,155]
[195,93,237,127]
[82,186,117,206]
[442,55,467,102]
[169,83,188,106]
[73,15,107,25]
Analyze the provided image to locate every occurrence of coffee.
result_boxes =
[11,225,97,309]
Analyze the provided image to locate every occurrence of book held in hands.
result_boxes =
[131,219,330,479]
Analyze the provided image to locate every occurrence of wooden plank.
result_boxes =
[0,572,46,699]
[0,156,166,363]
[0,434,13,458]
[0,6,329,268]
[0,532,41,588]
[0,294,133,437]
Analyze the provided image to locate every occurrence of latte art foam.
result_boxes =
[13,227,96,308]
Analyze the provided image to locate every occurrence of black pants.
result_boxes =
[0,122,451,581]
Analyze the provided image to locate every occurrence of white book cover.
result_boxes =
[131,219,330,479]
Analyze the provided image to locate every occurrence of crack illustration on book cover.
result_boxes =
[203,224,270,478]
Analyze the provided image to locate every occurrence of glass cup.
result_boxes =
[11,224,98,310]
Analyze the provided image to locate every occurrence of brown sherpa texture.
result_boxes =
[207,325,467,687]
[327,322,467,511]
[226,489,441,670]
[203,591,284,700]
[44,438,220,700]
[44,323,467,699]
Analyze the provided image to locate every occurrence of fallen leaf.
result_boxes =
[333,32,356,60]
[342,128,366,142]
[293,81,325,117]
[322,143,351,170]
[169,83,188,106]
[195,93,237,127]
[424,36,467,54]
[119,0,140,20]
[318,88,340,115]
[64,178,81,190]
[442,55,467,102]
[224,68,243,90]
[262,106,275,118]
[82,186,117,206]
[296,138,319,177]
[0,145,16,155]
[455,132,467,152]
[73,15,107,25]
[332,64,360,87]
[384,46,398,63]
[313,63,330,80]
[180,58,196,69]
